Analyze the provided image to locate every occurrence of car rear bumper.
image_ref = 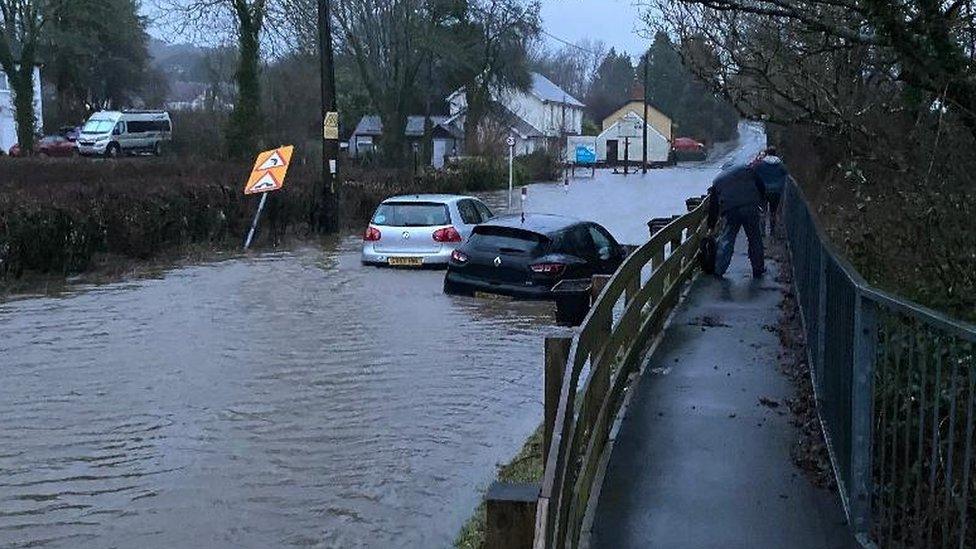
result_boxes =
[443,270,554,300]
[361,243,453,268]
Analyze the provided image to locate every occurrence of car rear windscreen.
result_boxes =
[372,202,450,227]
[470,226,549,254]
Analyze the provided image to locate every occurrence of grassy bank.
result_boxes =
[454,426,545,549]
[0,156,514,292]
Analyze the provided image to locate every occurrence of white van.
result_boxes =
[76,110,173,157]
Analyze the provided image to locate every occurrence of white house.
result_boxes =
[446,72,585,153]
[588,111,671,166]
[0,66,43,153]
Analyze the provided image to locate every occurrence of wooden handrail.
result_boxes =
[534,199,711,549]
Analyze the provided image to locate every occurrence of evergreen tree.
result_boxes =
[44,0,151,124]
[637,32,738,143]
[584,48,634,124]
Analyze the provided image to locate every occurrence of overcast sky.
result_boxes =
[539,0,649,59]
[146,0,651,58]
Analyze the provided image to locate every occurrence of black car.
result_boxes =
[443,214,627,299]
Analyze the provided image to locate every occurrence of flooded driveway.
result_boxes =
[0,124,764,548]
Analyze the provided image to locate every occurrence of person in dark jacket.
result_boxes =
[707,163,766,278]
[753,147,790,232]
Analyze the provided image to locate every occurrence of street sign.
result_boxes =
[506,135,516,147]
[244,145,294,195]
[323,111,339,140]
[575,144,597,164]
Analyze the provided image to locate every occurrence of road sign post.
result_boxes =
[507,135,516,211]
[244,193,268,250]
[243,145,295,250]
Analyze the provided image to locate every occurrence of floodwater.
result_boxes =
[0,124,765,548]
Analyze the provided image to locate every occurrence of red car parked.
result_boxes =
[8,135,77,157]
[671,137,707,161]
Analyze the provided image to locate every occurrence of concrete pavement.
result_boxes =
[590,236,856,549]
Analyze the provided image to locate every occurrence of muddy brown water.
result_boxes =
[0,125,762,548]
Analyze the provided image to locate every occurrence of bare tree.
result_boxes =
[331,0,428,164]
[648,0,976,322]
[452,0,540,152]
[156,0,290,157]
[531,38,607,102]
[650,0,976,137]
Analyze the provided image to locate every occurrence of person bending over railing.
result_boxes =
[752,146,791,233]
[707,163,767,278]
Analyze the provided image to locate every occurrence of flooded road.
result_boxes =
[0,124,764,548]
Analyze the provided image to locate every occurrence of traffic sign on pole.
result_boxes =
[243,145,294,250]
[244,145,294,195]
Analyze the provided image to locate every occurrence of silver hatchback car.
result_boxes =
[361,194,494,267]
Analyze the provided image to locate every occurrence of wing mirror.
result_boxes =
[598,246,612,261]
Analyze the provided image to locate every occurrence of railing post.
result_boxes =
[850,291,878,540]
[816,244,828,395]
[544,336,572,464]
[486,482,540,549]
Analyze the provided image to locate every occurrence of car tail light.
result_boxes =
[433,226,462,243]
[451,249,469,263]
[364,225,381,241]
[530,263,566,277]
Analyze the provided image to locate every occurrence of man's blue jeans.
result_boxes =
[715,204,765,276]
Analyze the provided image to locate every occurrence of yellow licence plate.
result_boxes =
[474,291,512,301]
[388,256,423,267]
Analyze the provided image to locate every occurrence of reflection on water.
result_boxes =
[0,237,564,548]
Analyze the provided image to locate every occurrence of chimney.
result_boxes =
[630,81,645,102]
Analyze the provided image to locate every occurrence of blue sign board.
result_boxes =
[575,145,596,165]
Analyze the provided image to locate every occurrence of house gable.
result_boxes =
[602,100,672,141]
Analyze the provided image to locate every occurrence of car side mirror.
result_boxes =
[598,246,611,261]
[112,128,121,136]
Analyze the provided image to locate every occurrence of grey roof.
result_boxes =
[445,72,585,108]
[530,73,584,107]
[353,115,383,136]
[353,115,456,138]
[405,115,449,136]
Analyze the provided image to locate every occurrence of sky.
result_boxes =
[145,0,651,59]
[538,0,650,59]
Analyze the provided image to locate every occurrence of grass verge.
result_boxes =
[454,425,545,549]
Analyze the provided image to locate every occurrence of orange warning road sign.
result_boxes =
[244,145,294,195]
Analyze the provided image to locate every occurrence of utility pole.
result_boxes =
[623,137,629,175]
[561,96,568,185]
[317,0,339,233]
[642,53,649,175]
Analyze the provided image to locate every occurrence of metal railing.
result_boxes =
[534,199,711,549]
[783,180,976,547]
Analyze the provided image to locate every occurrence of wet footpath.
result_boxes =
[591,235,858,549]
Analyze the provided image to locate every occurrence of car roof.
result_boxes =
[381,194,476,204]
[479,213,583,235]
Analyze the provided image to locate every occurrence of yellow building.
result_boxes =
[601,100,672,142]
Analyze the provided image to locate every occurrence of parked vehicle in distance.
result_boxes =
[59,125,81,142]
[8,135,76,157]
[443,214,627,299]
[672,137,707,161]
[76,110,172,157]
[361,194,494,268]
